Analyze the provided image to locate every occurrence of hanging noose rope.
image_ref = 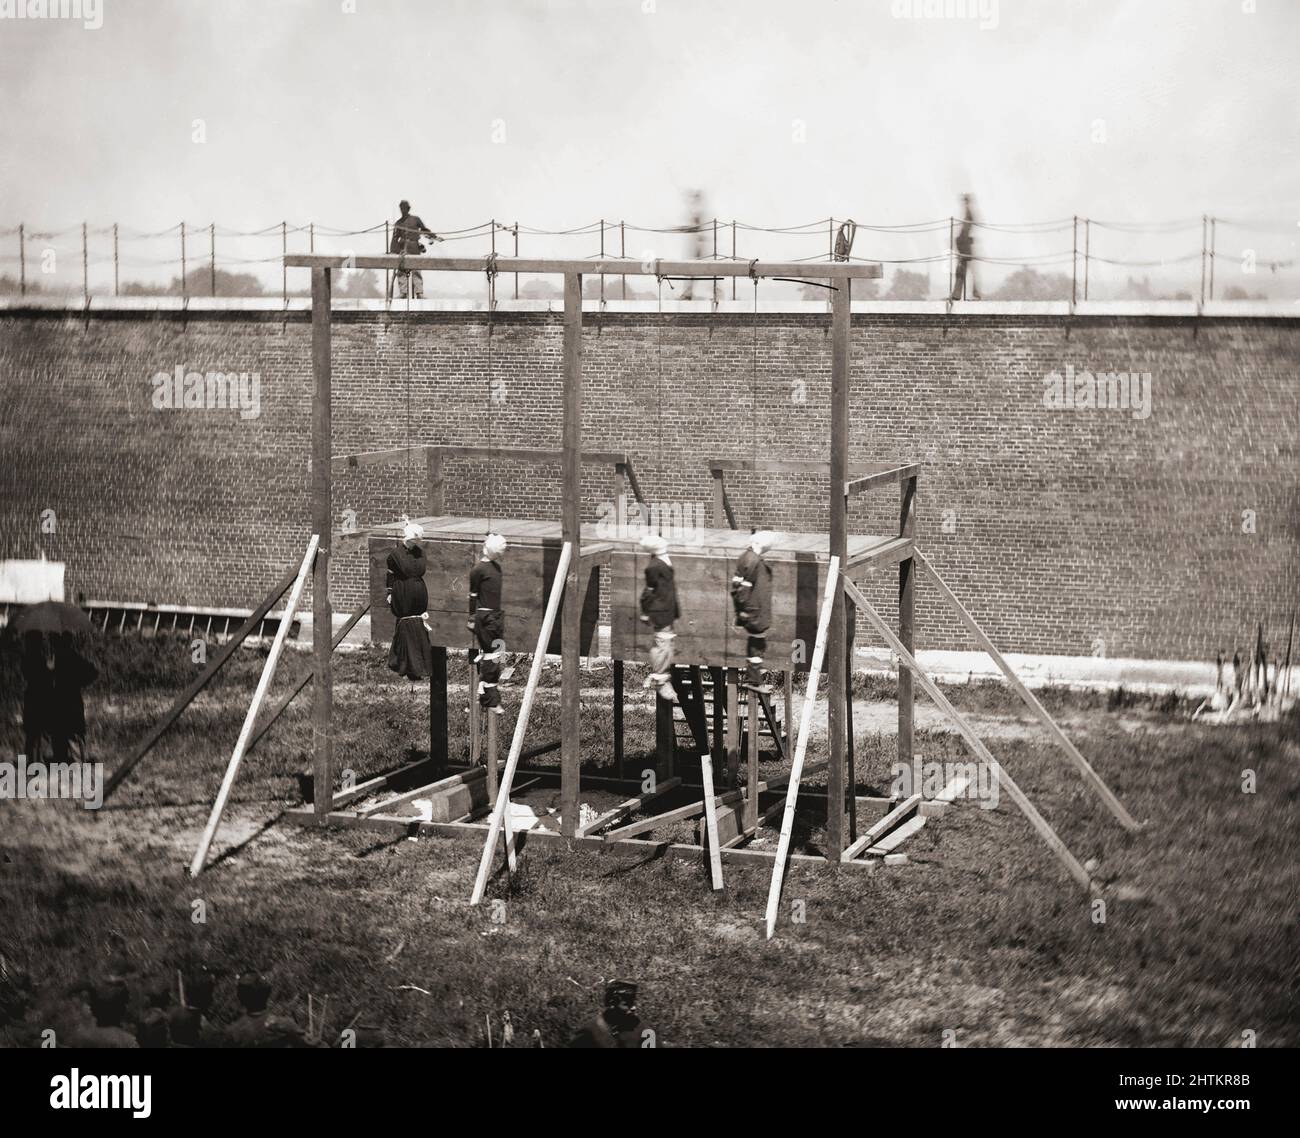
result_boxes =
[403,252,413,517]
[750,260,760,528]
[485,253,497,532]
[655,264,665,464]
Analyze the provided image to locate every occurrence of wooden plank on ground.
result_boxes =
[841,792,922,862]
[865,814,926,856]
[575,776,682,837]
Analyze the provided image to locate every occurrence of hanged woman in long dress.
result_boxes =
[387,521,434,679]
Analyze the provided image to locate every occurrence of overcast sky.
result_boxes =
[1,0,1296,293]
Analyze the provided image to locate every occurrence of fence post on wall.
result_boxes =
[113,223,119,297]
[1201,215,1211,300]
[81,222,88,303]
[210,222,216,296]
[514,221,519,300]
[948,217,955,299]
[309,222,314,253]
[180,221,187,301]
[1199,215,1207,305]
[18,224,25,297]
[599,218,605,305]
[1083,218,1090,301]
[731,219,737,301]
[282,221,288,303]
[619,220,625,301]
[1071,216,1078,306]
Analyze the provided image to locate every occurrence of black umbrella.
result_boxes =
[12,601,95,637]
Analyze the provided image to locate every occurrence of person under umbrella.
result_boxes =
[14,601,97,762]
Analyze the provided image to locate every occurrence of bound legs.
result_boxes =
[644,626,677,702]
[473,609,505,712]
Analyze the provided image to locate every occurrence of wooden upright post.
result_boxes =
[311,267,334,817]
[725,668,740,786]
[826,277,851,858]
[430,646,448,771]
[898,474,916,789]
[560,272,583,837]
[746,688,759,830]
[613,659,625,779]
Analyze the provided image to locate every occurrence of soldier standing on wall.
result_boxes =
[949,193,980,301]
[389,199,441,300]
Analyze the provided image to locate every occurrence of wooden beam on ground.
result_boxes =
[865,814,926,856]
[575,776,682,837]
[914,550,1139,831]
[722,794,785,849]
[842,576,1097,894]
[355,767,486,818]
[286,253,883,280]
[842,793,922,862]
[246,598,369,756]
[102,559,299,801]
[190,536,319,876]
[764,555,840,939]
[471,541,572,905]
[331,756,437,810]
[602,782,758,842]
[698,747,725,891]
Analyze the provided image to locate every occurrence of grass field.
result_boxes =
[2,631,1296,1047]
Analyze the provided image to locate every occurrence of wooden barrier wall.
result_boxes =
[368,537,600,655]
[610,550,866,671]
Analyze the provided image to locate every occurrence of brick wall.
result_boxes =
[1,306,1296,661]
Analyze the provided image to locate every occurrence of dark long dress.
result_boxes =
[22,631,97,761]
[386,544,434,680]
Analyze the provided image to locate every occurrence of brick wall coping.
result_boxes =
[1,297,1296,318]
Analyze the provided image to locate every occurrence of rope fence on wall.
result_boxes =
[0,215,1294,303]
